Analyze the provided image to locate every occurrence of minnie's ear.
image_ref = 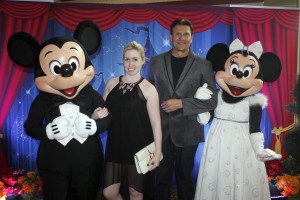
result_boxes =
[260,52,282,82]
[7,32,39,68]
[74,20,102,55]
[206,43,229,71]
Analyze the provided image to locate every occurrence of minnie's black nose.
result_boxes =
[236,71,244,79]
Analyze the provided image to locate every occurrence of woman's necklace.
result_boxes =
[119,76,142,94]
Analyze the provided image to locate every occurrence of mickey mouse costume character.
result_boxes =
[7,20,110,200]
[194,39,282,200]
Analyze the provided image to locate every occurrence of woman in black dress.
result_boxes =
[92,41,162,200]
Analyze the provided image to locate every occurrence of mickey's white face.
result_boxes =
[215,53,263,97]
[35,41,94,99]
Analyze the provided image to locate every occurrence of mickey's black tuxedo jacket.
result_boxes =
[24,84,110,174]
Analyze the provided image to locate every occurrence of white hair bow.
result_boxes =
[229,39,263,58]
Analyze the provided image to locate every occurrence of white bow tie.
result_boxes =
[229,39,263,58]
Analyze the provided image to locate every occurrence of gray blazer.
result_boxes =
[148,49,217,147]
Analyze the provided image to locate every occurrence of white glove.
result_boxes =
[194,83,213,100]
[46,116,71,141]
[74,113,97,138]
[197,112,211,125]
[194,83,212,125]
[250,132,282,161]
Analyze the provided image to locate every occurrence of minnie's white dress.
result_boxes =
[194,90,270,200]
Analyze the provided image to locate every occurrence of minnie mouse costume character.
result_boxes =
[194,39,282,200]
[7,20,110,200]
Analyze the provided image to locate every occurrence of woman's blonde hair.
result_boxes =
[123,41,145,60]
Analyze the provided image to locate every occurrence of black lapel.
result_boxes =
[174,49,195,90]
[164,50,175,90]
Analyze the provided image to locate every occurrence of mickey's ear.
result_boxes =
[206,43,229,71]
[260,52,282,82]
[7,32,39,68]
[74,20,102,55]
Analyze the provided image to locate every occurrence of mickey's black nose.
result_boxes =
[60,64,74,77]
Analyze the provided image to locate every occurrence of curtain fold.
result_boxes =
[275,10,299,30]
[234,8,299,159]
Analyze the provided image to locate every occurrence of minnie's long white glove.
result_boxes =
[250,132,282,161]
[194,83,213,125]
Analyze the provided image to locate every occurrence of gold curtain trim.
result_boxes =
[271,124,295,154]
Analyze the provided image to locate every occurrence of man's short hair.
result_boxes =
[170,18,193,35]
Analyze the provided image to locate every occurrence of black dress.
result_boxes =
[104,76,154,193]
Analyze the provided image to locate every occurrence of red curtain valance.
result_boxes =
[1,2,297,33]
[50,4,233,32]
[0,2,49,19]
[234,8,299,30]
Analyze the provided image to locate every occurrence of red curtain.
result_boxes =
[0,2,50,174]
[234,8,299,159]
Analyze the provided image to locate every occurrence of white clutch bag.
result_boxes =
[134,142,163,174]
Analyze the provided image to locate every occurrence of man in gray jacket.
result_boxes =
[148,18,217,200]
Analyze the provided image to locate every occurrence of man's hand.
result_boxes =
[161,99,182,113]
